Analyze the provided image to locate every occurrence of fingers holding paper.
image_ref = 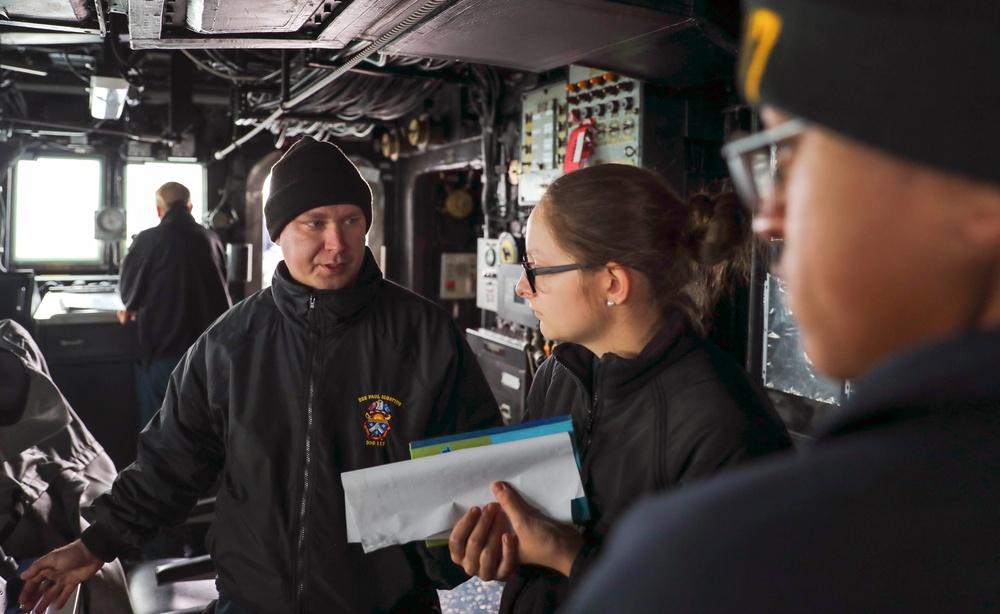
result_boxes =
[492,481,585,578]
[449,502,519,581]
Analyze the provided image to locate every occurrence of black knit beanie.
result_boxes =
[738,0,1000,185]
[264,136,373,241]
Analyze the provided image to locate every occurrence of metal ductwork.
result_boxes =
[184,0,327,34]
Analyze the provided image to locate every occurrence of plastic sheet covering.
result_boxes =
[763,272,846,405]
[439,578,503,612]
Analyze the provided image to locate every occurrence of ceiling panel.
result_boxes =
[2,0,90,22]
[185,0,325,34]
[2,0,732,87]
[382,0,695,72]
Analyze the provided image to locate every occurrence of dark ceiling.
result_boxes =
[0,0,739,158]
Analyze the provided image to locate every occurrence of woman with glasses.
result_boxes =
[448,163,792,612]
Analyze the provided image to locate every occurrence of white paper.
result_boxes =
[46,586,79,614]
[17,584,79,614]
[58,292,124,312]
[342,432,585,553]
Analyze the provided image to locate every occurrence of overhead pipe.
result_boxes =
[212,0,451,160]
[281,49,290,104]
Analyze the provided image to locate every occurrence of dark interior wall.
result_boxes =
[239,147,283,296]
[391,138,484,293]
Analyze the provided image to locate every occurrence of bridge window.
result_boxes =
[12,157,103,265]
[124,162,206,242]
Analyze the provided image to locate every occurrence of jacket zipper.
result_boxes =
[559,363,601,457]
[584,392,599,445]
[583,366,601,453]
[295,294,318,612]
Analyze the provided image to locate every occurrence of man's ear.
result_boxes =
[959,187,1000,248]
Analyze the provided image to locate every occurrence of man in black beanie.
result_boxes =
[557,1,1000,612]
[21,137,503,614]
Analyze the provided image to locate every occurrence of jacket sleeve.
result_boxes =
[81,334,226,561]
[568,537,602,584]
[413,319,504,590]
[118,235,149,310]
[423,320,503,441]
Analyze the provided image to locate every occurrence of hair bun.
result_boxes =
[687,192,751,268]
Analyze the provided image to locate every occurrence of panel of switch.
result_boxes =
[518,83,568,206]
[565,65,642,167]
[440,252,477,300]
[476,237,500,312]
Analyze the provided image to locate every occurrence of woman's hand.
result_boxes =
[492,481,585,578]
[449,501,519,581]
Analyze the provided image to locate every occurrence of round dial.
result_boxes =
[497,232,519,264]
[96,208,125,235]
[445,189,474,218]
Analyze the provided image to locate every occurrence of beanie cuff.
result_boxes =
[742,0,1000,185]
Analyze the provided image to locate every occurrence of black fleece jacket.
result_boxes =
[85,250,503,613]
[500,313,792,613]
[119,205,231,365]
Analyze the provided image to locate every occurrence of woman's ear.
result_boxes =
[604,262,631,306]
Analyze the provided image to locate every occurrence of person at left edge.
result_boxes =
[19,136,504,614]
[117,181,232,428]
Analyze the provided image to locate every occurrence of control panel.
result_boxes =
[496,263,539,328]
[517,67,649,206]
[439,252,477,300]
[466,328,529,425]
[476,237,499,312]
[565,65,642,167]
[518,83,568,206]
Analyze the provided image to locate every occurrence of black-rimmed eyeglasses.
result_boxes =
[520,258,588,293]
[721,118,807,214]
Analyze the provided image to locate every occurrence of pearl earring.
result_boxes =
[607,300,615,307]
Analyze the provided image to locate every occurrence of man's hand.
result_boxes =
[492,481,585,578]
[116,309,138,326]
[19,540,104,613]
[449,501,519,581]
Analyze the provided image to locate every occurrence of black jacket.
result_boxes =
[501,313,792,612]
[83,251,503,613]
[119,205,231,365]
[566,328,1000,613]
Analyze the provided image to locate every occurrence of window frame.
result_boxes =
[123,161,208,244]
[10,154,107,273]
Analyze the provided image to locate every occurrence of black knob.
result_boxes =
[0,546,18,580]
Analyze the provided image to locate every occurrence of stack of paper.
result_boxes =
[342,417,587,553]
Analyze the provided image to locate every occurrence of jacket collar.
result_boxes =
[159,205,195,225]
[813,328,1000,439]
[270,247,383,329]
[552,311,689,398]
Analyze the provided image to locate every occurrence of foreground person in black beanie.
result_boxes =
[565,1,1000,612]
[20,137,503,613]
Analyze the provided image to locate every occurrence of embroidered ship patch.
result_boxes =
[362,398,393,445]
